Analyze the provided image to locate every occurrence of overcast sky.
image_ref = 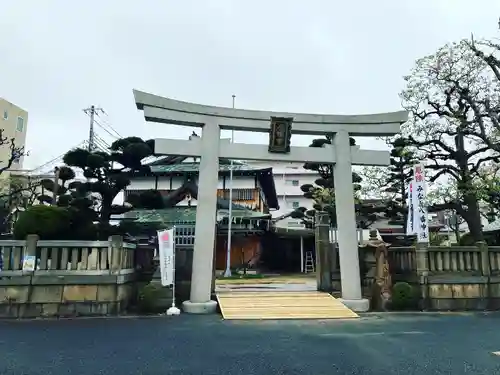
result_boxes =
[1,0,500,170]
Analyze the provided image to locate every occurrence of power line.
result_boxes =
[94,134,110,148]
[29,106,119,175]
[93,136,110,153]
[94,119,119,140]
[95,111,122,138]
[30,140,88,174]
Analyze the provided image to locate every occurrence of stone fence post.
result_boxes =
[24,234,39,271]
[477,241,491,307]
[477,241,491,277]
[415,242,429,310]
[25,235,39,256]
[109,235,123,273]
[315,211,332,292]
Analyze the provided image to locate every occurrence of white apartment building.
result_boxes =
[245,161,317,229]
[0,98,28,171]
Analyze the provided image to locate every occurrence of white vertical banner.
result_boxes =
[406,181,416,235]
[413,164,429,243]
[157,228,175,286]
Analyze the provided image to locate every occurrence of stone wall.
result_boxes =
[0,284,134,318]
[331,244,500,311]
[0,235,136,318]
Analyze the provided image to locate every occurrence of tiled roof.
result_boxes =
[146,155,245,167]
[460,218,500,235]
[476,219,500,234]
[150,162,266,174]
[127,207,196,224]
[126,207,270,224]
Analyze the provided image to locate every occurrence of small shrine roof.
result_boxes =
[145,156,263,174]
[126,206,270,224]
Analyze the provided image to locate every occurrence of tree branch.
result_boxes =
[0,129,24,175]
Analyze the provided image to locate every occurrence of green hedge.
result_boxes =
[14,206,72,240]
[13,205,122,240]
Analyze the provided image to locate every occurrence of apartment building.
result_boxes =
[0,98,28,171]
[245,161,317,228]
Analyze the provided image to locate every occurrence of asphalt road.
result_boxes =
[1,313,500,374]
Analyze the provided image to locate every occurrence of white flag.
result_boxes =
[157,229,175,286]
[413,164,429,243]
[406,182,416,235]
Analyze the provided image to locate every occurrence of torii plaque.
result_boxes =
[268,117,292,154]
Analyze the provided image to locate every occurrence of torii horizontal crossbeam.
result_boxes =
[134,90,407,136]
[153,138,390,166]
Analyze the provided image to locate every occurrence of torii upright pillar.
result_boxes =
[183,121,220,313]
[333,130,367,310]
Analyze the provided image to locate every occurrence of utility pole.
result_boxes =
[83,105,103,151]
[224,95,236,278]
[52,166,60,206]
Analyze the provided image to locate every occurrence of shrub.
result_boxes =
[14,206,72,240]
[458,233,474,246]
[459,232,498,246]
[390,282,417,311]
[136,283,167,314]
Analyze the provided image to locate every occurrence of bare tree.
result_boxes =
[0,129,24,175]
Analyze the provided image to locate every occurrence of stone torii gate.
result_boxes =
[133,89,407,314]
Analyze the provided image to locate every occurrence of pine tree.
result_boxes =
[383,136,418,229]
[292,136,383,229]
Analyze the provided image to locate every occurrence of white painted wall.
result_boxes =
[246,161,317,229]
[128,174,258,207]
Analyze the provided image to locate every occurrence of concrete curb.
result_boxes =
[360,311,494,316]
[0,314,185,322]
[2,310,497,323]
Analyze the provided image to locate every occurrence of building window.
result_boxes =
[220,188,254,201]
[292,201,300,208]
[16,117,24,132]
[2,110,7,120]
[292,180,299,186]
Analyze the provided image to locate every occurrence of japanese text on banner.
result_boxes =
[413,164,429,243]
[406,182,416,235]
[157,229,175,286]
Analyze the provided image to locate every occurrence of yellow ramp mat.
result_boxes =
[216,291,359,320]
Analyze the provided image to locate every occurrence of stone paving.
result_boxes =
[216,280,317,292]
[2,312,500,374]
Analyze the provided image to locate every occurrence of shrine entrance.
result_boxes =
[134,90,407,314]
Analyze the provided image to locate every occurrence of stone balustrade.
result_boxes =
[330,244,500,311]
[0,235,136,318]
[388,246,500,275]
